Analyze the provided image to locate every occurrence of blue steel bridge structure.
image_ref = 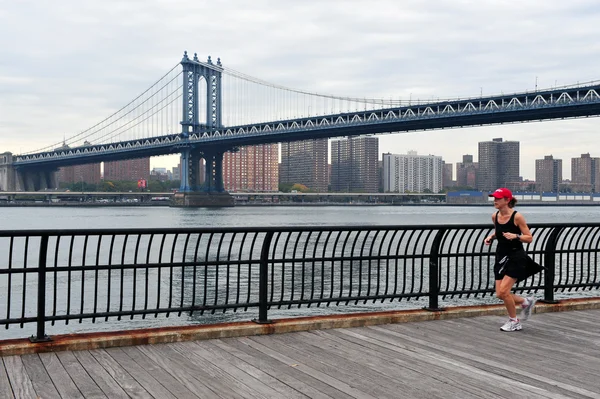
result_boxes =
[12,51,600,193]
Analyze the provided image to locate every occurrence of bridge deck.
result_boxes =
[2,309,599,398]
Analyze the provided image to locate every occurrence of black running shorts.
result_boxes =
[494,249,528,281]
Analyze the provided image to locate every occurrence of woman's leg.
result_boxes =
[512,294,525,307]
[495,276,518,318]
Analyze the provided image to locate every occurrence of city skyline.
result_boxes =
[31,144,600,195]
[2,1,600,180]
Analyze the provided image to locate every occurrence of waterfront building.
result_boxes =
[150,168,172,182]
[280,139,328,192]
[477,138,519,192]
[442,162,455,188]
[330,136,379,192]
[57,163,101,186]
[456,154,478,189]
[103,158,150,181]
[571,153,600,192]
[535,155,562,192]
[53,141,101,187]
[222,144,278,192]
[382,151,443,193]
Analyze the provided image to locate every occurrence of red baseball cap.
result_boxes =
[489,187,513,199]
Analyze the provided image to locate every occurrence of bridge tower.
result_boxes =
[173,52,233,206]
[180,51,223,136]
[0,152,16,191]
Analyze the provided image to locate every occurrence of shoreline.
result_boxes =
[1,201,600,207]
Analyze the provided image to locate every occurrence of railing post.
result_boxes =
[424,229,445,311]
[540,227,562,304]
[30,233,51,342]
[253,231,274,324]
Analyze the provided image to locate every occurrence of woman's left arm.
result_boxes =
[514,213,533,243]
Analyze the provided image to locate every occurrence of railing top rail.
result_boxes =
[0,222,593,237]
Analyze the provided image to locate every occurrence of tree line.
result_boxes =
[59,180,181,192]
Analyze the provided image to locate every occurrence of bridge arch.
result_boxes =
[180,52,223,136]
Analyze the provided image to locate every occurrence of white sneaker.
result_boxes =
[521,296,536,321]
[500,319,522,332]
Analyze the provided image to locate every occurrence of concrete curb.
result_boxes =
[2,297,599,356]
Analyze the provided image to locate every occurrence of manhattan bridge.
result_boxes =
[4,51,600,204]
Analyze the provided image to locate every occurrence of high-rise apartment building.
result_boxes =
[330,136,378,192]
[280,139,328,192]
[172,165,181,181]
[103,158,150,181]
[477,138,519,191]
[222,144,278,192]
[456,154,478,189]
[382,151,443,193]
[442,162,455,188]
[54,141,101,187]
[175,160,205,186]
[57,163,101,186]
[535,155,562,192]
[571,153,600,192]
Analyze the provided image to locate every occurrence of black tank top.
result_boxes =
[494,210,523,254]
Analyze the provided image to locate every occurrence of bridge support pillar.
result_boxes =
[173,147,233,207]
[14,167,59,191]
[178,148,203,192]
[0,152,17,191]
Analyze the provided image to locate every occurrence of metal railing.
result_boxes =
[1,223,599,342]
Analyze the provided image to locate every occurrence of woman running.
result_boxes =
[484,188,536,331]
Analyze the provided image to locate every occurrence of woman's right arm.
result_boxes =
[484,214,496,245]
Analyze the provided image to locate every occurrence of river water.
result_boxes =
[1,204,599,339]
[2,204,599,230]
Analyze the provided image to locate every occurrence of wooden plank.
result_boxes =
[423,316,600,375]
[227,336,359,399]
[135,344,222,398]
[216,337,348,399]
[119,346,200,399]
[400,316,600,392]
[55,351,108,399]
[2,356,37,399]
[145,343,249,399]
[269,331,442,399]
[304,329,507,399]
[169,342,266,399]
[72,350,130,399]
[544,309,600,327]
[3,308,600,399]
[38,352,84,399]
[322,327,537,398]
[369,323,599,398]
[406,314,600,394]
[338,326,562,399]
[174,341,284,399]
[270,331,455,399]
[90,349,153,399]
[20,354,61,399]
[0,358,15,399]
[104,347,179,399]
[242,335,379,399]
[199,340,309,399]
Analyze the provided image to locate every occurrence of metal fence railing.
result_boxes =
[1,223,599,342]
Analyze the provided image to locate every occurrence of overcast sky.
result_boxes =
[2,0,600,179]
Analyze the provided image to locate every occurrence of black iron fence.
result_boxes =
[1,223,599,342]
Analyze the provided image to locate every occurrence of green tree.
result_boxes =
[278,182,294,192]
[101,181,117,192]
[291,183,310,193]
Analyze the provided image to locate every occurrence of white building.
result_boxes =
[383,151,443,193]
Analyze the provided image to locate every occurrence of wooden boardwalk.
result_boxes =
[2,309,600,398]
